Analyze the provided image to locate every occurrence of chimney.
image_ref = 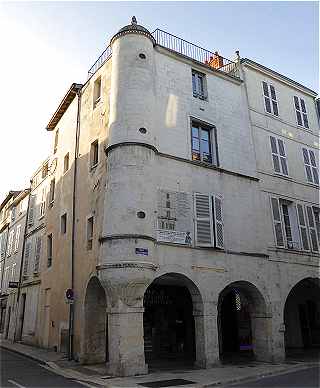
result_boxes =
[207,51,224,69]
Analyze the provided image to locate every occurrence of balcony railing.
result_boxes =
[151,29,239,79]
[87,29,239,79]
[87,45,112,79]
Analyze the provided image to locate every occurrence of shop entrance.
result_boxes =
[143,275,196,368]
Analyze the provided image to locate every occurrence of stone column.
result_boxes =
[107,302,147,376]
[194,301,220,368]
[269,301,286,362]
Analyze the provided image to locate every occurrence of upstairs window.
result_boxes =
[54,130,59,154]
[191,121,218,165]
[262,81,279,116]
[90,140,99,169]
[294,96,309,128]
[302,148,319,185]
[34,236,42,274]
[42,162,48,179]
[61,213,67,234]
[93,77,101,108]
[49,179,55,205]
[47,234,53,268]
[39,188,46,219]
[14,225,21,253]
[7,230,15,257]
[194,193,224,249]
[63,153,69,173]
[87,216,94,250]
[192,70,207,100]
[269,136,288,175]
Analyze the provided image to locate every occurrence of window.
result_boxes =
[302,148,319,184]
[23,241,31,277]
[269,136,288,175]
[262,81,279,116]
[47,234,53,267]
[270,197,319,252]
[7,230,15,257]
[49,179,55,205]
[191,121,218,165]
[28,195,35,226]
[93,77,101,107]
[313,207,320,243]
[294,96,309,128]
[194,193,224,248]
[87,216,94,250]
[192,70,207,99]
[61,213,67,234]
[42,162,48,179]
[54,130,59,153]
[34,236,41,273]
[39,188,46,218]
[90,140,99,169]
[63,153,69,173]
[14,225,21,253]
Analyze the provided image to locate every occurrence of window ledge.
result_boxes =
[273,173,293,181]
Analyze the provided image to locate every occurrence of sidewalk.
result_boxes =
[1,338,318,387]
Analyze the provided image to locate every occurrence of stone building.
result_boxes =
[1,189,29,340]
[8,18,319,377]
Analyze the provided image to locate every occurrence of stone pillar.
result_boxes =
[251,314,272,362]
[194,301,219,368]
[107,302,147,376]
[269,301,286,362]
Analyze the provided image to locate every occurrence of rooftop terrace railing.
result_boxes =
[152,29,239,79]
[87,28,239,79]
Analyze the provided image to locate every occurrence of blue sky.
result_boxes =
[0,1,318,200]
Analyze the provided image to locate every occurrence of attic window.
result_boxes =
[93,77,101,108]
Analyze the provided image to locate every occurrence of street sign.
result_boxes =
[8,281,19,288]
[135,248,148,256]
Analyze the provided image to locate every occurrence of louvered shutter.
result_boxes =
[296,204,310,251]
[309,150,319,185]
[194,193,213,246]
[305,206,319,252]
[28,196,35,226]
[277,139,288,175]
[14,225,21,252]
[213,196,224,249]
[34,236,41,273]
[270,197,284,247]
[23,241,31,276]
[270,136,281,173]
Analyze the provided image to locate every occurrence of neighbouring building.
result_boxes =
[2,189,29,340]
[0,191,22,333]
[6,18,319,377]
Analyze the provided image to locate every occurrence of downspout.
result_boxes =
[14,185,32,341]
[68,85,82,361]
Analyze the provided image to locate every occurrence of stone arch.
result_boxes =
[218,280,269,362]
[284,277,320,358]
[143,272,206,368]
[82,276,108,364]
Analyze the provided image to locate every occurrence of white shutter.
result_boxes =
[270,197,284,247]
[213,195,224,249]
[305,205,319,252]
[23,241,31,276]
[14,225,21,252]
[309,150,319,185]
[28,195,35,226]
[270,136,281,173]
[194,193,213,246]
[7,230,15,256]
[296,204,310,251]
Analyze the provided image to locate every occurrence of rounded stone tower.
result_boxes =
[98,17,158,376]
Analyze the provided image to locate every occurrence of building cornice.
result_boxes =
[241,58,317,97]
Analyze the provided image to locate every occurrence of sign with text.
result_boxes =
[8,281,19,288]
[135,248,149,256]
[156,189,193,245]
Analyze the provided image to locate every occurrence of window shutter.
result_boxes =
[28,196,35,226]
[213,196,224,249]
[14,225,21,252]
[270,136,280,172]
[296,204,310,251]
[305,206,319,252]
[23,241,31,276]
[34,236,42,273]
[194,193,213,246]
[277,139,288,175]
[270,197,284,247]
[309,150,319,185]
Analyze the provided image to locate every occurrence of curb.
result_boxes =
[203,362,319,387]
[1,343,49,366]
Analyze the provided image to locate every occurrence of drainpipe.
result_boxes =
[68,84,82,361]
[14,185,32,341]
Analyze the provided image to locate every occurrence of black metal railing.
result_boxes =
[87,29,239,79]
[87,45,112,79]
[151,29,239,78]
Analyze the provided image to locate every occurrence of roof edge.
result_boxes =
[46,83,83,131]
[241,58,317,97]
